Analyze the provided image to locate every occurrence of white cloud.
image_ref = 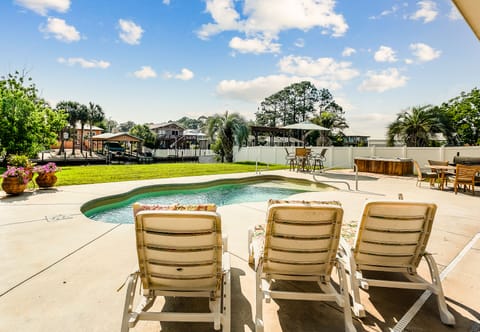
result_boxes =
[197,0,242,40]
[163,0,171,4]
[410,1,438,23]
[216,74,340,103]
[404,58,414,64]
[197,0,348,53]
[39,17,80,42]
[278,55,359,81]
[175,68,194,80]
[57,57,110,69]
[347,113,394,138]
[133,66,157,79]
[409,42,441,62]
[118,19,144,45]
[15,0,70,15]
[342,47,356,57]
[369,4,400,20]
[229,36,280,54]
[164,68,194,81]
[359,68,408,92]
[448,4,462,21]
[374,46,397,63]
[294,38,305,48]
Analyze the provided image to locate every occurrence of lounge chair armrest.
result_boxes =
[222,234,228,253]
[117,270,139,292]
[338,237,352,256]
[222,251,231,273]
[248,224,266,271]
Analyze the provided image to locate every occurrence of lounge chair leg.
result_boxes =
[336,261,357,332]
[121,272,139,332]
[348,254,365,317]
[424,254,455,326]
[222,269,231,332]
[255,264,264,332]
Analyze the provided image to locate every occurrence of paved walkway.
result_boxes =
[0,170,479,332]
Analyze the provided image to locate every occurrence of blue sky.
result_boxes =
[1,0,479,137]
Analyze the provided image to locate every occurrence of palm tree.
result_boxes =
[387,105,443,147]
[56,101,81,155]
[207,111,249,162]
[87,102,105,156]
[77,104,89,154]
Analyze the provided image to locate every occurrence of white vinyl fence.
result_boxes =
[233,146,480,170]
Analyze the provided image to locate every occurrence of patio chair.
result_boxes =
[311,148,328,172]
[452,164,478,195]
[295,147,312,172]
[339,200,455,326]
[413,160,437,187]
[121,203,231,332]
[284,147,296,171]
[249,200,356,332]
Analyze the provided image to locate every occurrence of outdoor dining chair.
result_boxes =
[452,164,479,195]
[413,160,437,187]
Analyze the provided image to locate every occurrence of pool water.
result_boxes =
[86,181,316,224]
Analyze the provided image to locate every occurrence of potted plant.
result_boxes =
[1,166,31,195]
[34,162,60,188]
[6,155,35,181]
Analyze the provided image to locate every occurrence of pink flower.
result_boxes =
[2,166,31,184]
[34,162,60,174]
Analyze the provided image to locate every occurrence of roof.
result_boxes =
[91,132,142,142]
[149,122,184,130]
[453,0,480,40]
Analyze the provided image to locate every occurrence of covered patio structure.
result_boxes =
[91,132,143,159]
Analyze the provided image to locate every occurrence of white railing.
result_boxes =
[233,146,480,169]
[152,149,215,158]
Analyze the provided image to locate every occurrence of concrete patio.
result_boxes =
[0,170,479,332]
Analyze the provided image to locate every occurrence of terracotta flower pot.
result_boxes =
[35,173,58,188]
[1,177,27,195]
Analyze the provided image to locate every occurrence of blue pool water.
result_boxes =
[86,181,319,224]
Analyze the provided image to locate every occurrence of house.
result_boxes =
[342,129,370,147]
[54,122,104,150]
[148,122,185,148]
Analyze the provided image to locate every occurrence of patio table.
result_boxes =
[425,165,457,190]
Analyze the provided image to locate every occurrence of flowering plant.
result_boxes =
[2,166,31,184]
[34,162,60,174]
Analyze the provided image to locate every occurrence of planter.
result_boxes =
[35,173,58,188]
[1,177,27,195]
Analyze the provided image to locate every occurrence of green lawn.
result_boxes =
[1,162,287,186]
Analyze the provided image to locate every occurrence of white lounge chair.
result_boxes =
[121,203,231,331]
[339,200,455,326]
[249,200,356,332]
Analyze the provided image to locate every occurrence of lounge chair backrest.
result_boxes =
[353,201,436,273]
[263,203,343,279]
[134,209,223,294]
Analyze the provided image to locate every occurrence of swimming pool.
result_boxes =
[82,175,333,224]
